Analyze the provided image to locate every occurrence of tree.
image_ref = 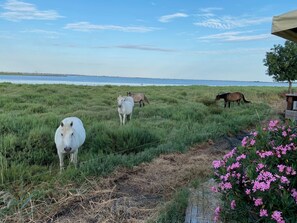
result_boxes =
[263,40,297,93]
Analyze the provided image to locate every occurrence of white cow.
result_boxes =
[54,117,86,171]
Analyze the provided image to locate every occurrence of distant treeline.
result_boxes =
[0,71,70,76]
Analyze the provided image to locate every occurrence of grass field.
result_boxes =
[0,82,288,221]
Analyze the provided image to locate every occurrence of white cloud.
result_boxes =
[51,43,175,52]
[194,7,223,18]
[116,44,176,52]
[225,33,271,41]
[0,0,63,21]
[198,31,271,42]
[199,7,223,13]
[194,16,271,30]
[194,7,272,31]
[193,47,268,55]
[64,22,157,33]
[159,12,189,23]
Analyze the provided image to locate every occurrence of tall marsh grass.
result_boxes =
[0,83,287,219]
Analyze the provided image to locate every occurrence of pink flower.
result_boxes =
[223,182,232,190]
[213,160,224,169]
[211,186,218,193]
[214,206,221,222]
[268,120,279,130]
[230,200,236,209]
[257,150,274,158]
[223,148,236,160]
[256,163,265,172]
[241,137,248,147]
[285,166,296,175]
[252,171,277,192]
[277,164,286,173]
[220,173,230,181]
[245,189,251,195]
[253,181,271,192]
[250,139,256,146]
[227,162,241,171]
[253,198,263,206]
[271,210,285,223]
[282,131,287,137]
[280,176,290,184]
[291,189,297,203]
[236,154,246,161]
[260,209,268,217]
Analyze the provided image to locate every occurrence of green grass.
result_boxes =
[0,83,287,219]
[150,188,190,223]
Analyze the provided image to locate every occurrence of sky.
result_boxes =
[0,0,296,82]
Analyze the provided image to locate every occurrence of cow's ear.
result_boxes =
[70,121,73,127]
[60,122,64,127]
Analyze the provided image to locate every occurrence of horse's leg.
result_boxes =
[139,100,142,107]
[228,101,231,108]
[119,113,123,125]
[58,151,64,172]
[71,150,78,168]
[123,114,126,124]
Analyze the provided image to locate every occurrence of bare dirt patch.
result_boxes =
[44,133,247,223]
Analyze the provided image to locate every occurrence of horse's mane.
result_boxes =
[218,92,230,97]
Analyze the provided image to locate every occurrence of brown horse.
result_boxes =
[127,92,150,107]
[215,92,251,108]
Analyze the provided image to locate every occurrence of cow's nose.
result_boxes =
[64,147,72,152]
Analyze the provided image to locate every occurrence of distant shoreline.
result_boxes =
[0,72,70,77]
[0,71,276,83]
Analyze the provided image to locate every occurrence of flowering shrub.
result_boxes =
[212,120,297,223]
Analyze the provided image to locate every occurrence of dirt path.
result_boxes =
[45,134,246,223]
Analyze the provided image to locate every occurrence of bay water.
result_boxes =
[0,74,288,87]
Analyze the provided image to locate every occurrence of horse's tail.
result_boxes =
[242,94,251,103]
[144,95,149,104]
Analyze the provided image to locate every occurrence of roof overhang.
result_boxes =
[272,9,297,42]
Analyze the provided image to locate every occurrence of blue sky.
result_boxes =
[0,0,296,81]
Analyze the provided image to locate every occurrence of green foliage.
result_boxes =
[25,127,56,165]
[151,188,190,223]
[212,120,297,222]
[263,40,297,92]
[85,123,160,154]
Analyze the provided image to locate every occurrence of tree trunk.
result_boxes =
[288,81,292,94]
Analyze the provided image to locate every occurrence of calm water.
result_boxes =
[0,74,289,87]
